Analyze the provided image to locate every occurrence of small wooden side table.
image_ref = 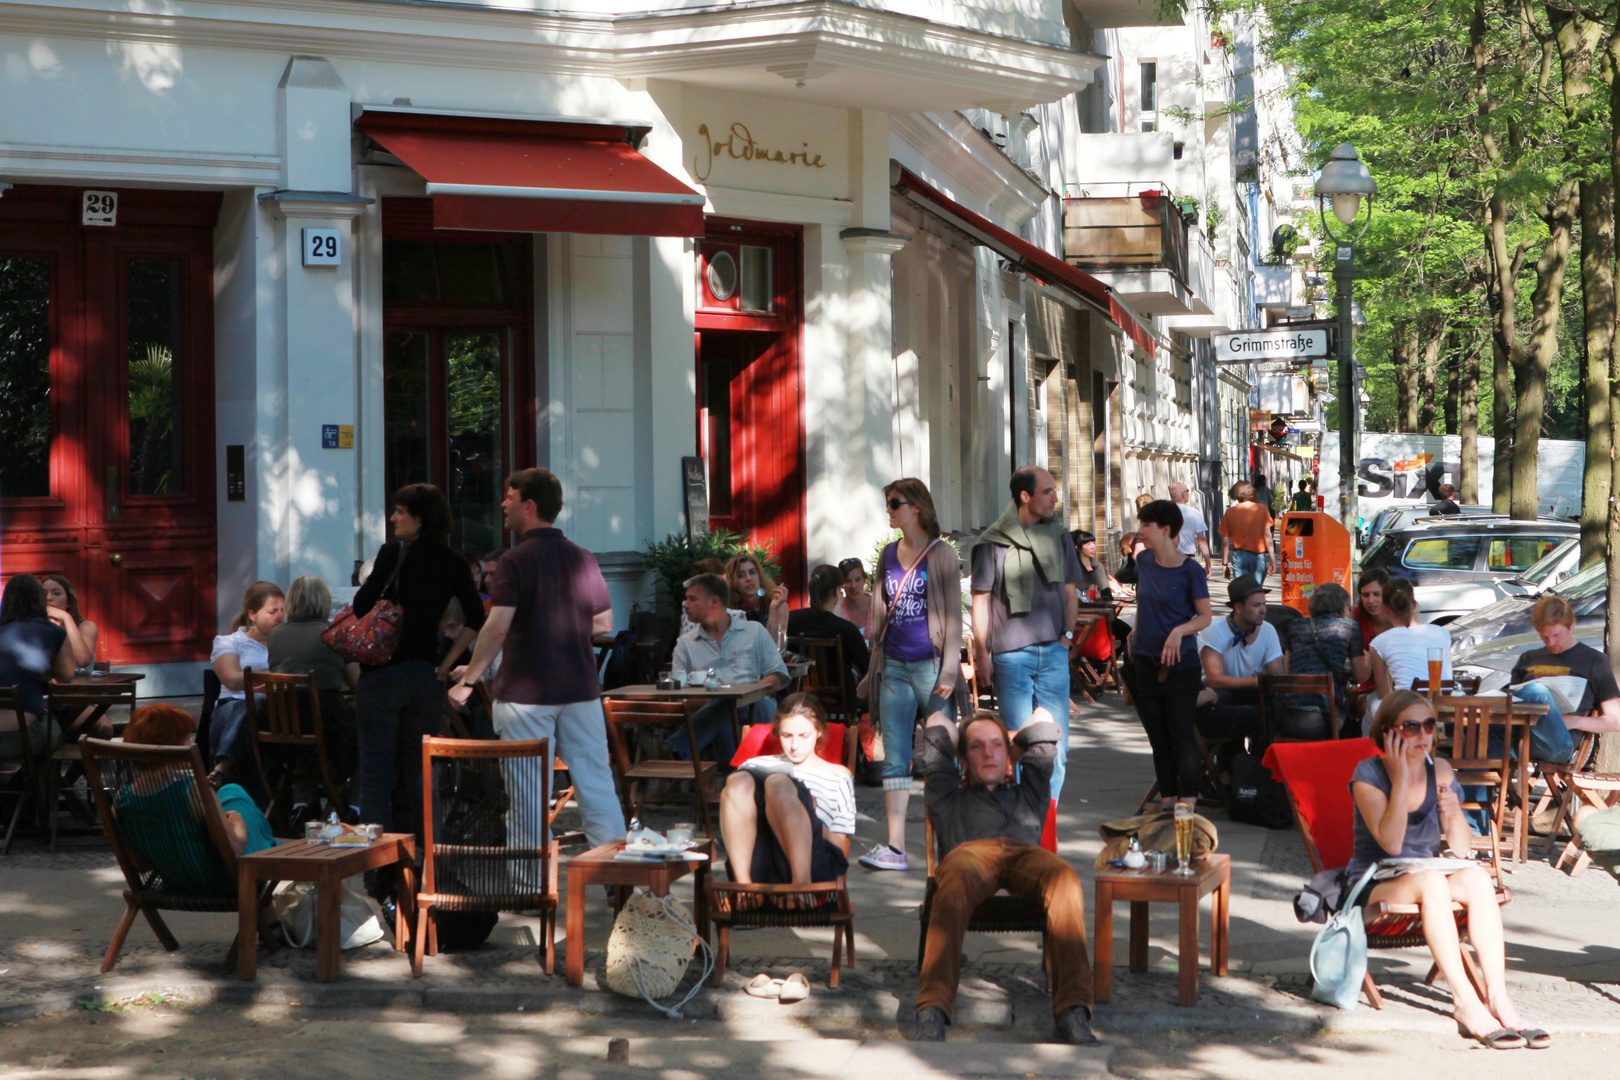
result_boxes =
[564,838,713,987]
[238,834,417,982]
[1094,853,1230,1006]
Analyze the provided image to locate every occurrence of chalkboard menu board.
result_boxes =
[682,456,709,540]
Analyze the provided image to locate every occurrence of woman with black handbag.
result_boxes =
[351,484,485,840]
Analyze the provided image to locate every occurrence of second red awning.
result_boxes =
[357,110,706,237]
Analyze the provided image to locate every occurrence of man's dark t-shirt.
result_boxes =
[1512,641,1620,715]
[488,527,611,706]
[1429,499,1461,516]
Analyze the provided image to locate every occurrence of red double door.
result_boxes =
[0,186,219,665]
[694,222,806,594]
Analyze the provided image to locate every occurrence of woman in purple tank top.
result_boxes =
[853,478,964,872]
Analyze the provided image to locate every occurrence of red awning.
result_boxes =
[890,166,1156,356]
[356,111,705,237]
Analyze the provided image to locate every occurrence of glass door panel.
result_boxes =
[446,330,504,556]
[384,330,433,500]
[125,258,185,496]
[0,256,53,498]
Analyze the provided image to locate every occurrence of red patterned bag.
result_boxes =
[322,543,406,665]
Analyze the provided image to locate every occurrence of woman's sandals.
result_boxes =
[743,972,810,1003]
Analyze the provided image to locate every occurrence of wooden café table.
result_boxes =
[238,834,418,983]
[564,837,714,986]
[1094,853,1231,1007]
[605,679,777,747]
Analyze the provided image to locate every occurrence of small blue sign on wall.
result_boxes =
[321,424,340,449]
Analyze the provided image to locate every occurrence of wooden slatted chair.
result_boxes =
[1262,737,1508,1010]
[916,815,1050,987]
[1435,697,1511,886]
[602,697,718,837]
[242,669,348,832]
[1535,731,1598,860]
[414,735,558,974]
[42,681,141,849]
[797,636,856,725]
[1,686,46,855]
[1258,673,1339,743]
[80,737,272,972]
[466,681,580,844]
[1551,770,1620,876]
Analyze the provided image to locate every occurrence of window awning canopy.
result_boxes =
[890,164,1156,356]
[356,110,705,237]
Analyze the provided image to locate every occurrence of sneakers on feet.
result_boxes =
[858,844,909,871]
[914,1006,946,1042]
[1054,1006,1100,1046]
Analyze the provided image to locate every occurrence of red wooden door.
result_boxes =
[695,222,804,593]
[0,186,218,665]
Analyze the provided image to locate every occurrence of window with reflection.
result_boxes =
[0,257,52,498]
[126,258,185,496]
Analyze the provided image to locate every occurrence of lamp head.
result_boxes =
[1315,144,1376,227]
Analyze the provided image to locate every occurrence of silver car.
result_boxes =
[1450,560,1608,694]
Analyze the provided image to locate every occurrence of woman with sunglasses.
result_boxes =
[836,557,873,639]
[855,478,966,871]
[1350,691,1545,1049]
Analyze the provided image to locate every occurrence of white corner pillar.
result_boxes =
[840,227,908,536]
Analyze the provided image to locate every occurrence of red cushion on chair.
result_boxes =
[1077,618,1113,663]
[730,721,848,768]
[1262,737,1378,872]
[1041,798,1057,852]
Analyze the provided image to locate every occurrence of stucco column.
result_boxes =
[840,227,908,550]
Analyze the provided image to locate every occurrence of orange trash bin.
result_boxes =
[1277,512,1353,616]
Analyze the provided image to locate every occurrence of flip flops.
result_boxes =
[1518,1028,1552,1049]
[743,972,810,1002]
[1457,1023,1526,1050]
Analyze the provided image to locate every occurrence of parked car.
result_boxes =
[1359,518,1579,624]
[1359,501,1496,549]
[1450,560,1609,693]
[1494,536,1580,600]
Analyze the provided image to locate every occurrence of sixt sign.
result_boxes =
[1213,328,1331,363]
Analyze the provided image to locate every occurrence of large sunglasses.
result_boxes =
[886,497,913,511]
[1397,718,1438,735]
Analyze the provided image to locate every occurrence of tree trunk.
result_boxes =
[1604,27,1620,771]
[1418,331,1443,435]
[1395,322,1421,433]
[1460,335,1482,503]
[1474,2,1517,513]
[1511,180,1575,520]
[1582,176,1615,566]
[1445,331,1461,435]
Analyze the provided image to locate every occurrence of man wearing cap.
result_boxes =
[1194,575,1286,742]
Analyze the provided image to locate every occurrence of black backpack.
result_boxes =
[1224,748,1294,829]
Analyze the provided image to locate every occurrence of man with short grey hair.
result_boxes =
[670,574,789,763]
[1169,482,1211,574]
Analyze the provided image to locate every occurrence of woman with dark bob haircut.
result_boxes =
[1350,691,1545,1049]
[351,483,486,849]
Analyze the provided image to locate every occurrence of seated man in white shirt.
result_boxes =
[1194,575,1286,742]
[668,573,789,764]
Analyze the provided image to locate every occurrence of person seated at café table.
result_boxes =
[913,705,1097,1046]
[208,581,286,791]
[1366,579,1449,720]
[727,553,790,644]
[1506,594,1620,766]
[722,694,855,885]
[41,574,98,672]
[786,564,869,709]
[679,558,745,638]
[668,573,789,765]
[1575,799,1620,887]
[1350,691,1546,1049]
[836,557,873,638]
[1278,583,1369,738]
[268,574,362,807]
[1194,575,1287,743]
[0,574,76,762]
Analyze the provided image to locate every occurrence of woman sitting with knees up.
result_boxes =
[721,693,855,886]
[1350,691,1545,1049]
[208,581,286,791]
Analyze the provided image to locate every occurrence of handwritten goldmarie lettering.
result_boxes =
[694,122,827,183]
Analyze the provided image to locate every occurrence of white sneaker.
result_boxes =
[858,844,909,871]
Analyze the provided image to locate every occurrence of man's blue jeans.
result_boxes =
[668,695,777,766]
[992,640,1072,799]
[1231,549,1268,586]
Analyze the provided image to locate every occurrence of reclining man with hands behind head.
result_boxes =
[913,705,1097,1046]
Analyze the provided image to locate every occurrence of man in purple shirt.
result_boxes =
[451,468,625,848]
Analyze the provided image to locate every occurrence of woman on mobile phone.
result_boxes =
[1349,691,1544,1049]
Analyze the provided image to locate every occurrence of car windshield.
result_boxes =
[1519,537,1577,585]
[1555,560,1607,605]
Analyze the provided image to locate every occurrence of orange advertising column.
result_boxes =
[1278,512,1353,615]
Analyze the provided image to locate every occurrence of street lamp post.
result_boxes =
[1314,144,1376,534]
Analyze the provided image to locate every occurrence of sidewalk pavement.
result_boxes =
[3,694,1619,1038]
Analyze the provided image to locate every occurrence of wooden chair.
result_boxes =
[1536,731,1598,861]
[709,844,854,988]
[414,735,558,974]
[463,681,581,844]
[1069,611,1123,698]
[41,681,141,849]
[1257,673,1339,743]
[1435,696,1513,885]
[1262,737,1509,1010]
[916,816,1049,986]
[80,737,271,972]
[1,686,47,855]
[1550,770,1620,876]
[602,697,718,837]
[797,636,856,725]
[242,669,349,833]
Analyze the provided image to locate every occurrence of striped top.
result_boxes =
[741,756,857,835]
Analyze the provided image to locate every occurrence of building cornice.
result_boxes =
[890,112,1050,227]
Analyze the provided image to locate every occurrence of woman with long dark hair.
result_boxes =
[352,484,485,839]
[855,477,966,871]
[0,575,75,762]
[41,574,98,671]
[726,552,789,645]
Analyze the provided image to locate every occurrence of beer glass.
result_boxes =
[1174,803,1196,875]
